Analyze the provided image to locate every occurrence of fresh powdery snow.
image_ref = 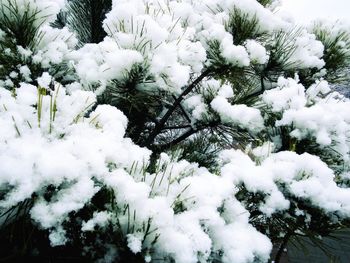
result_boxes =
[0,82,274,262]
[1,0,350,262]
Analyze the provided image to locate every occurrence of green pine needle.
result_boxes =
[226,7,262,45]
[64,0,112,45]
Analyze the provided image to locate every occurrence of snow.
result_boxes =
[19,66,32,82]
[0,82,150,240]
[1,0,350,262]
[0,80,276,259]
[69,39,143,87]
[37,72,52,88]
[263,77,350,162]
[81,211,112,232]
[33,26,78,69]
[220,149,350,217]
[0,0,64,26]
[211,96,264,132]
[220,40,250,67]
[263,77,307,111]
[149,43,191,92]
[287,29,325,69]
[210,222,272,263]
[245,40,269,64]
[126,233,143,253]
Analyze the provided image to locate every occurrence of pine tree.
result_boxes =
[1,0,350,263]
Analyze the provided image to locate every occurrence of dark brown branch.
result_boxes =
[162,125,192,130]
[172,95,193,124]
[155,119,221,152]
[142,69,211,147]
[275,230,294,263]
[232,75,266,105]
[237,87,264,103]
[260,75,265,92]
[154,127,200,152]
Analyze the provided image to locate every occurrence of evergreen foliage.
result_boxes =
[313,21,350,83]
[226,8,262,46]
[1,0,350,263]
[100,63,163,144]
[0,1,40,48]
[257,0,273,7]
[0,1,40,86]
[64,0,112,45]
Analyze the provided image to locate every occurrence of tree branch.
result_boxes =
[162,124,192,130]
[172,95,193,125]
[142,69,211,147]
[155,119,220,152]
[275,230,294,263]
[154,127,199,152]
[237,85,264,103]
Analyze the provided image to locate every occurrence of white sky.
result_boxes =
[280,0,350,23]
